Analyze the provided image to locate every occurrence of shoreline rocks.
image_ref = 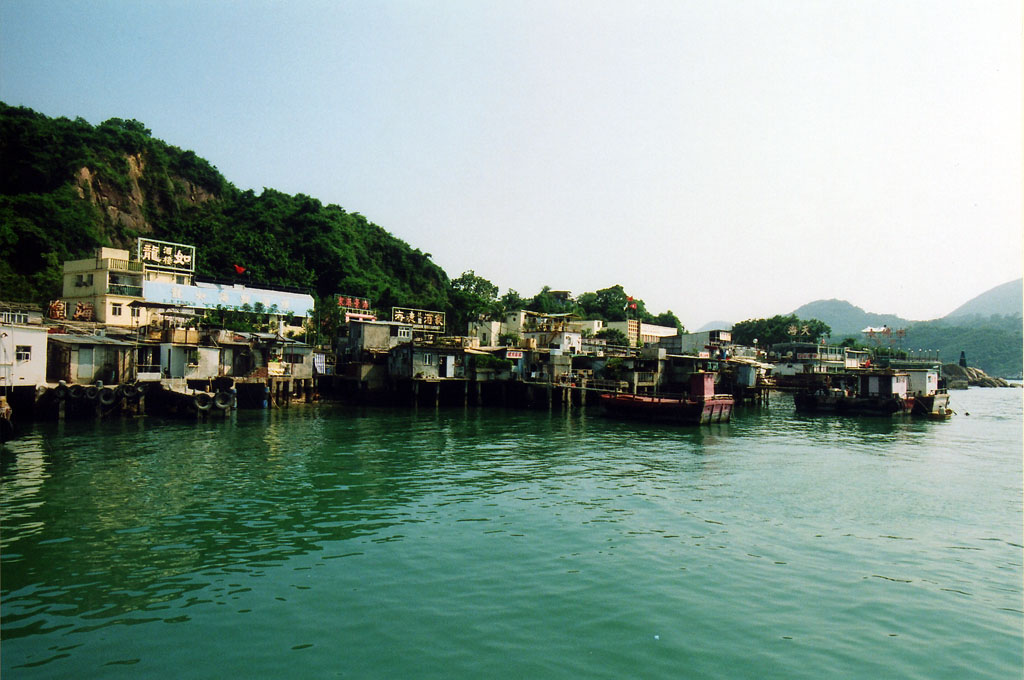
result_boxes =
[941,364,1017,388]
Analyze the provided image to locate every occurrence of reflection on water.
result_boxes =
[1,389,1021,679]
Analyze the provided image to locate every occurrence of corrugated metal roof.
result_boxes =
[47,334,136,347]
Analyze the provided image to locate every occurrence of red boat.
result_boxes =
[599,373,734,425]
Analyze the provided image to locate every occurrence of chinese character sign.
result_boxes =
[48,300,67,320]
[138,238,195,272]
[336,295,371,311]
[71,301,95,321]
[392,307,445,332]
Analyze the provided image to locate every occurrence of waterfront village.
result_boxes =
[0,239,957,435]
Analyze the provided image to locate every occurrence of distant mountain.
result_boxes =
[944,279,1022,320]
[695,320,732,333]
[787,293,1021,377]
[901,316,1022,379]
[789,299,911,339]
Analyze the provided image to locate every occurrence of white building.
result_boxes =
[58,246,149,325]
[523,328,583,355]
[468,310,595,348]
[660,330,732,356]
[606,320,678,346]
[0,303,49,388]
[54,242,312,336]
[468,319,504,346]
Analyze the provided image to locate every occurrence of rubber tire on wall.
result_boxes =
[213,391,233,410]
[193,392,214,411]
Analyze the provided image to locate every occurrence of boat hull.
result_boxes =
[794,391,913,417]
[913,392,952,420]
[599,393,734,425]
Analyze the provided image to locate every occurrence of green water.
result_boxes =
[2,388,1021,679]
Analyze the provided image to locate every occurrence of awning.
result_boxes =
[128,300,186,309]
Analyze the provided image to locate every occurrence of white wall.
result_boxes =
[0,325,48,386]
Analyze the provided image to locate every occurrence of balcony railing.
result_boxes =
[103,258,144,273]
[107,284,143,297]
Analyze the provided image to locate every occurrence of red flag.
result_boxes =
[233,264,246,274]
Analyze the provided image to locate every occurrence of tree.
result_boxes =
[449,270,501,334]
[732,314,831,347]
[577,285,633,321]
[649,310,684,334]
[451,270,498,301]
[499,289,528,313]
[596,328,629,346]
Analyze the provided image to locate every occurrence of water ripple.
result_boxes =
[2,392,1021,679]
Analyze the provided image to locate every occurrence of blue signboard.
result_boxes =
[144,281,314,316]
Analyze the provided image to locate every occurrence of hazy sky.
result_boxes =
[2,1,1020,328]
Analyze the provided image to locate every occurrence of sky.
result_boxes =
[2,0,1021,329]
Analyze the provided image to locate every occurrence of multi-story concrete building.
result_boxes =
[54,240,312,336]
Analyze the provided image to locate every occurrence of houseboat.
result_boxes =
[794,369,913,416]
[599,372,734,425]
[906,367,952,419]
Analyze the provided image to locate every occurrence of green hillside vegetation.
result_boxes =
[900,315,1022,379]
[791,296,1022,379]
[790,299,910,339]
[732,315,832,346]
[0,102,451,313]
[945,279,1022,319]
[0,103,687,336]
[2,101,1014,374]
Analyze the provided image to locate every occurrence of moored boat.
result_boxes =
[912,391,952,419]
[794,369,914,417]
[794,388,912,416]
[599,372,735,425]
[906,367,952,419]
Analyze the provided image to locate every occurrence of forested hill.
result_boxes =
[790,299,910,339]
[945,278,1022,320]
[789,296,1022,379]
[0,102,450,311]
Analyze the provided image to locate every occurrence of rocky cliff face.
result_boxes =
[74,153,218,237]
[941,364,1016,388]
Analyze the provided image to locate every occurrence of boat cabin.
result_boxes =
[858,371,909,399]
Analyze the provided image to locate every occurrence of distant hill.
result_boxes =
[903,316,1022,379]
[789,299,911,339]
[944,278,1022,319]
[695,320,732,333]
[788,290,1022,378]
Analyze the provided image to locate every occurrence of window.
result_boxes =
[111,303,123,317]
[15,346,31,362]
[130,306,140,318]
[0,312,29,324]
